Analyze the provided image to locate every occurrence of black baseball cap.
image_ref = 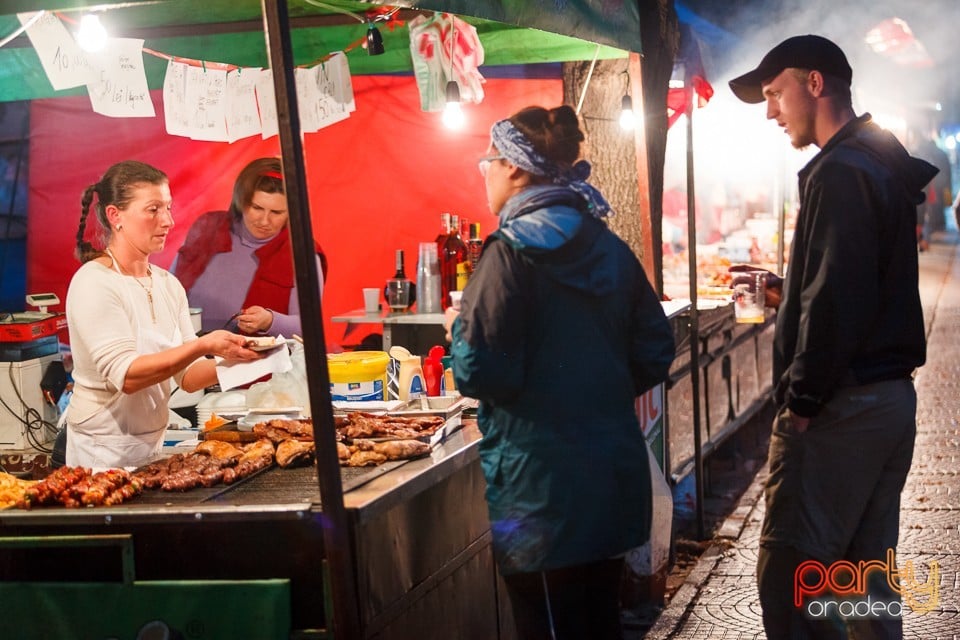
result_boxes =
[729,35,852,104]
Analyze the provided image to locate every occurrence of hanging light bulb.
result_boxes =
[619,94,636,131]
[77,14,107,52]
[365,22,385,56]
[442,80,465,129]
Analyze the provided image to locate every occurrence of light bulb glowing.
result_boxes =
[77,14,107,52]
[619,95,636,131]
[442,81,465,129]
[442,101,465,129]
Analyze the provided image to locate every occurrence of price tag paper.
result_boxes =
[85,38,155,118]
[17,11,96,90]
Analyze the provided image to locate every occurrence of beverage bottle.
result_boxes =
[384,249,415,310]
[456,263,470,292]
[467,222,483,271]
[435,212,452,249]
[416,242,442,313]
[397,355,426,401]
[434,213,452,307]
[423,346,445,397]
[442,214,468,302]
[442,355,457,395]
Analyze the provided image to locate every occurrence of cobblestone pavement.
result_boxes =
[647,232,960,639]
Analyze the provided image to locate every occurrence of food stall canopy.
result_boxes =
[0,0,636,103]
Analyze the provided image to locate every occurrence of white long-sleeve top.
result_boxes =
[66,260,198,435]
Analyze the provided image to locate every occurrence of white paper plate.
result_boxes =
[247,342,284,352]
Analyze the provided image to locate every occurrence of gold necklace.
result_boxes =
[106,249,156,323]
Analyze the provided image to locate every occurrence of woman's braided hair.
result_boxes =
[76,160,168,263]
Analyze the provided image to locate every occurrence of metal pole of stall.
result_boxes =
[260,2,362,637]
[684,86,706,540]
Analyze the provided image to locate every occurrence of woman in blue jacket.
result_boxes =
[445,105,676,639]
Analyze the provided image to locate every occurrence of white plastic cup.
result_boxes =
[362,288,380,314]
[733,271,766,324]
[449,290,463,310]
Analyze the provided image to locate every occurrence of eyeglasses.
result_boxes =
[477,155,506,177]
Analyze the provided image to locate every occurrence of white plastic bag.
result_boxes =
[246,340,310,414]
[626,441,673,577]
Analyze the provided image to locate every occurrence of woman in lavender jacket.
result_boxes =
[172,157,327,336]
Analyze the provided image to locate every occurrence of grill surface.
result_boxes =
[129,461,407,509]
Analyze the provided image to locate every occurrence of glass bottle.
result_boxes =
[435,212,451,253]
[467,222,483,272]
[434,213,452,306]
[442,214,468,301]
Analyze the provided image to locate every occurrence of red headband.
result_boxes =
[260,170,283,180]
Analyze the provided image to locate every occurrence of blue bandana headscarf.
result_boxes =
[490,118,613,219]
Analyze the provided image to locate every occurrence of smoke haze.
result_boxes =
[680,0,959,131]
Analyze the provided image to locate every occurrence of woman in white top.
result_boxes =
[65,160,260,469]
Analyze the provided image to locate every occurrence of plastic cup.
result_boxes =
[417,242,442,314]
[362,288,380,314]
[449,290,463,311]
[733,271,766,324]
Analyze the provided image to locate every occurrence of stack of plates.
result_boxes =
[195,390,248,429]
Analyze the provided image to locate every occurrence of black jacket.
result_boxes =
[775,114,937,417]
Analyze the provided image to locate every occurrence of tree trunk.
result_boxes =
[561,0,678,294]
[562,57,642,255]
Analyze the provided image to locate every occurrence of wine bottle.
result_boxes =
[435,212,451,254]
[442,214,468,302]
[434,213,452,307]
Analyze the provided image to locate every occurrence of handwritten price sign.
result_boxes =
[18,11,95,90]
[85,38,155,118]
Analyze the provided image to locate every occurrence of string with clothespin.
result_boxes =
[54,7,404,72]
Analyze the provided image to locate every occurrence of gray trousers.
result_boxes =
[757,378,917,640]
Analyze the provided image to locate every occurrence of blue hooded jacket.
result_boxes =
[450,185,676,574]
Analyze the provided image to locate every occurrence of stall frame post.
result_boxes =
[683,84,706,541]
[260,1,361,637]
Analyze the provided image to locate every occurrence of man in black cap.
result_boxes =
[729,35,937,638]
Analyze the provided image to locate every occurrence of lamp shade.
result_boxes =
[366,24,385,56]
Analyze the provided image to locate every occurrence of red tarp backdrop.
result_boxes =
[27,75,561,347]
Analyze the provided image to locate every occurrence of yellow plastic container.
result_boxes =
[327,351,390,401]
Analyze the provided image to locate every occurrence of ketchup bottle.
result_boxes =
[423,345,445,396]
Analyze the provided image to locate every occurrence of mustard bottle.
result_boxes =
[397,355,425,401]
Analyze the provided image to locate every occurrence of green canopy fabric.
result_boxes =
[0,0,635,102]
